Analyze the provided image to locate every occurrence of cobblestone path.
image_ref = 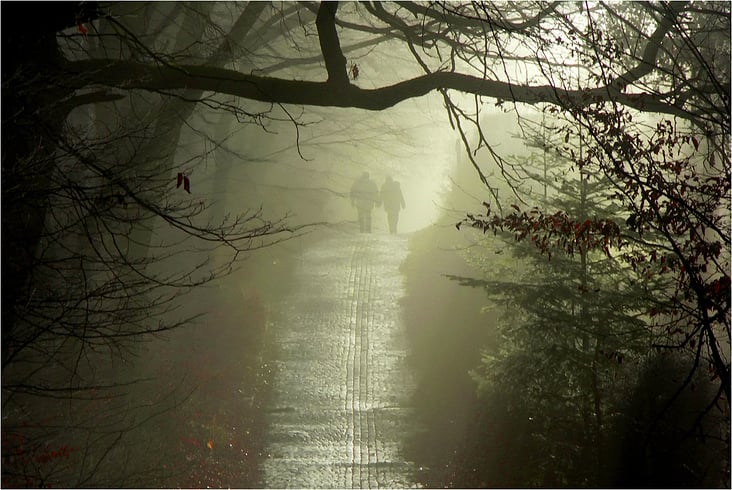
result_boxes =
[261,233,420,489]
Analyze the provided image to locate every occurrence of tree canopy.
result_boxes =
[16,2,726,126]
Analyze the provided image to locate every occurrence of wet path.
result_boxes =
[262,232,420,489]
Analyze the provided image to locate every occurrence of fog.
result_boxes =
[2,2,729,489]
[197,94,456,234]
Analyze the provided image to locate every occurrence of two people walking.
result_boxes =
[350,172,406,234]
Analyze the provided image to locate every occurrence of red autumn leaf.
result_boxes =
[176,172,183,188]
[183,176,191,193]
[510,204,520,212]
[78,22,88,37]
[691,136,699,151]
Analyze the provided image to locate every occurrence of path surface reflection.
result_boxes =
[262,233,421,489]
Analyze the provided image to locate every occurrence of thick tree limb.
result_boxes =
[61,58,699,120]
[55,1,711,126]
[612,1,687,91]
[62,90,125,110]
[315,1,350,86]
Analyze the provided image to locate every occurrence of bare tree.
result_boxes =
[1,3,297,486]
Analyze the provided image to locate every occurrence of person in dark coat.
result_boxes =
[350,172,380,233]
[380,176,406,234]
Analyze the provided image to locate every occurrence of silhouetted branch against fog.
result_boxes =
[62,55,697,118]
[57,2,718,124]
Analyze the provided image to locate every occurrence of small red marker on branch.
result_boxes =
[176,172,191,193]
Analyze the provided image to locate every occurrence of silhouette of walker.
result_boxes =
[350,172,380,233]
[380,176,406,234]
